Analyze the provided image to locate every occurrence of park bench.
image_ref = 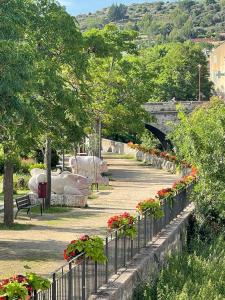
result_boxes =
[15,195,42,220]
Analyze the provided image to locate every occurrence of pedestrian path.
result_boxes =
[0,158,179,278]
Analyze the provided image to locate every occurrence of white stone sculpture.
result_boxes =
[69,156,109,185]
[28,168,91,196]
[28,168,92,207]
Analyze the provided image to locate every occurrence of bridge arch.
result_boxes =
[145,123,172,151]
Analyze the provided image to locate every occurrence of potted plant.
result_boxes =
[157,187,174,208]
[64,235,106,263]
[0,274,50,300]
[136,198,164,219]
[107,212,137,238]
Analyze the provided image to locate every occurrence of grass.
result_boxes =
[0,223,33,230]
[103,153,135,159]
[32,206,72,214]
[134,235,225,300]
[0,190,29,205]
[88,193,99,200]
[93,184,113,191]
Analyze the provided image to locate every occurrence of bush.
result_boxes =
[28,163,45,171]
[134,235,225,300]
[13,174,31,191]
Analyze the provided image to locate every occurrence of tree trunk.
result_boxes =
[45,137,51,208]
[3,160,14,226]
[95,117,102,158]
[62,148,65,171]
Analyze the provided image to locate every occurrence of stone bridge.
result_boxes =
[143,101,206,150]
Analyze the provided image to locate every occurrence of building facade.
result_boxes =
[210,42,225,97]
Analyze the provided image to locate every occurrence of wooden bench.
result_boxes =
[15,195,42,220]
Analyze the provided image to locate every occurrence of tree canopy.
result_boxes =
[169,98,225,231]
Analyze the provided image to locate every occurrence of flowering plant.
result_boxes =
[172,179,187,191]
[0,274,50,300]
[157,188,173,199]
[64,235,106,263]
[107,212,137,238]
[136,198,164,219]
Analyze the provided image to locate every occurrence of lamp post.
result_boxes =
[198,64,202,101]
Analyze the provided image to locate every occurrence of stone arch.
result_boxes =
[145,123,172,151]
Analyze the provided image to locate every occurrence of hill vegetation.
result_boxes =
[76,0,225,45]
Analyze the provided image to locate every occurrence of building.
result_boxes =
[209,42,225,98]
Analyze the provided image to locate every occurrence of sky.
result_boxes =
[58,0,151,15]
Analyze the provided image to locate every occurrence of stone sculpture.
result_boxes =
[28,169,91,207]
[69,156,109,185]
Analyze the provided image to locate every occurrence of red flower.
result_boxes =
[80,235,89,241]
[157,188,173,199]
[64,249,69,260]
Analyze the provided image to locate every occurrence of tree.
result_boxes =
[169,98,225,231]
[0,0,89,223]
[108,4,127,21]
[84,24,151,149]
[30,0,89,207]
[0,0,39,225]
[141,42,213,102]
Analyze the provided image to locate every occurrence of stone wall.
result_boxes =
[136,151,191,176]
[102,139,136,155]
[29,193,88,208]
[90,204,194,300]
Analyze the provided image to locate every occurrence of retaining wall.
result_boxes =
[90,204,194,300]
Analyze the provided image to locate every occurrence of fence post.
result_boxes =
[94,261,98,294]
[52,273,56,300]
[105,237,108,283]
[123,235,126,267]
[138,215,140,253]
[144,212,147,247]
[68,262,72,300]
[115,231,118,274]
[131,238,134,259]
[82,257,86,300]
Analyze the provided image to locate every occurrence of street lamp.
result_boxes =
[198,64,202,101]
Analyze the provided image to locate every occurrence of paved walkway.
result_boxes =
[0,158,179,278]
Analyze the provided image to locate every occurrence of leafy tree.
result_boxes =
[141,42,213,101]
[84,25,151,149]
[0,0,89,223]
[169,98,225,231]
[108,4,127,21]
[0,0,39,225]
[30,0,89,207]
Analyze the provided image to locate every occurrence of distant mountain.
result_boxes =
[76,1,225,45]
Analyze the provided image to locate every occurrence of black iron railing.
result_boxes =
[32,183,193,300]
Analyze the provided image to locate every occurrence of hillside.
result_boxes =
[76,1,225,45]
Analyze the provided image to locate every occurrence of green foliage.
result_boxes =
[66,236,107,263]
[134,235,225,300]
[169,98,225,231]
[136,199,164,219]
[85,24,150,139]
[140,42,212,101]
[2,281,28,300]
[140,130,159,149]
[108,4,127,21]
[28,163,45,171]
[27,272,51,291]
[78,0,225,44]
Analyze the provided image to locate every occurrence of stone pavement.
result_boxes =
[0,158,179,278]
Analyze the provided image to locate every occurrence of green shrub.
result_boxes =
[13,174,31,191]
[133,235,225,300]
[28,163,45,171]
[19,158,36,174]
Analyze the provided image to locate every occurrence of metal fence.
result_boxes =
[32,183,193,300]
